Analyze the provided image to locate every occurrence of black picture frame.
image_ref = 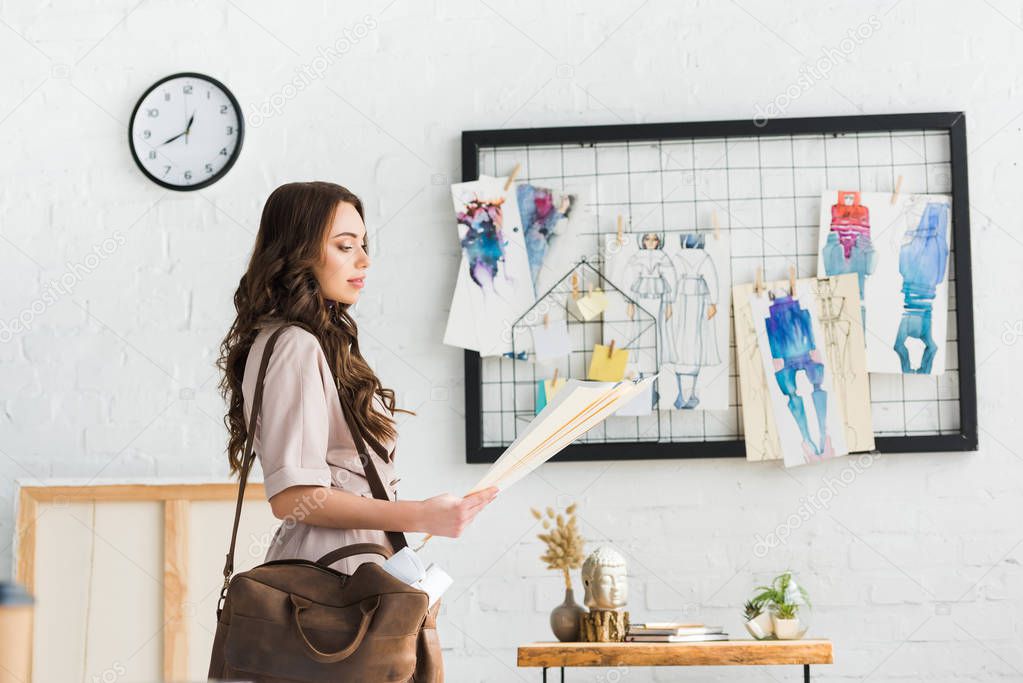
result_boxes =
[461,112,977,464]
[128,71,244,192]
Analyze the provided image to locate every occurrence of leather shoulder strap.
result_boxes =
[219,323,289,615]
[283,321,408,553]
[335,399,409,553]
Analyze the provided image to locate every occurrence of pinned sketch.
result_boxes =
[660,232,731,411]
[532,185,594,301]
[443,176,536,357]
[749,286,849,467]
[818,190,952,375]
[736,275,872,465]
[820,191,877,329]
[810,274,874,453]
[603,231,730,411]
[601,232,661,405]
[624,232,677,370]
[733,281,782,462]
[516,183,575,295]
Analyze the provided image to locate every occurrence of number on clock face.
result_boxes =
[129,73,243,190]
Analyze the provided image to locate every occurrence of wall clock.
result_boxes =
[128,72,243,191]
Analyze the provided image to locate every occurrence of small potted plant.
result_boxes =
[531,503,587,641]
[742,598,774,640]
[751,572,810,640]
[772,601,803,640]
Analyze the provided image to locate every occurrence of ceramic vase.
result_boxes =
[772,615,805,640]
[550,587,587,641]
[744,611,775,639]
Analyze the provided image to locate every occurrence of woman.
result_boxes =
[217,181,498,580]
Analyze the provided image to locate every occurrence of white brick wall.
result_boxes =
[1,0,1022,680]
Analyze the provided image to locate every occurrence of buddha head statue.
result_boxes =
[581,546,628,611]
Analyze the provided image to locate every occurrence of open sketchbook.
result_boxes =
[468,376,657,494]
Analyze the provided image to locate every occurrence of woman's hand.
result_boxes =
[419,487,499,537]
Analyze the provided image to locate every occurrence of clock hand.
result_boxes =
[184,110,196,144]
[161,130,187,145]
[161,110,196,146]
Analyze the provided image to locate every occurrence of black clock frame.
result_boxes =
[128,71,244,191]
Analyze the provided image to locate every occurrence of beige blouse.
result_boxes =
[241,320,401,576]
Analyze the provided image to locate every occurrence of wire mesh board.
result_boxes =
[461,113,977,463]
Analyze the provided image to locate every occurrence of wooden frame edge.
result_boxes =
[12,481,266,683]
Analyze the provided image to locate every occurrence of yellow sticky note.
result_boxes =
[576,288,609,320]
[587,344,629,381]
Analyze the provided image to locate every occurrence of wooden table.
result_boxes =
[518,639,833,682]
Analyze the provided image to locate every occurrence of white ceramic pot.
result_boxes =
[744,611,775,639]
[772,615,804,640]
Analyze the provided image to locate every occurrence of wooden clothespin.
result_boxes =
[616,215,624,245]
[788,265,797,296]
[543,313,550,328]
[552,367,559,384]
[890,174,903,205]
[503,163,521,192]
[755,267,764,295]
[607,339,616,358]
[712,210,721,240]
[571,272,580,300]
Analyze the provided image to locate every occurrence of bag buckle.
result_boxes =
[216,575,231,616]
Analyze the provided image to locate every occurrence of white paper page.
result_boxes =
[493,377,654,490]
[469,376,655,493]
[478,379,619,485]
[532,319,571,362]
[493,380,654,490]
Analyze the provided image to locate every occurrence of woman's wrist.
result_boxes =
[394,498,426,533]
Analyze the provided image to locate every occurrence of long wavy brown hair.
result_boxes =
[218,181,414,477]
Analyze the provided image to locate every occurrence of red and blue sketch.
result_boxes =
[822,191,877,328]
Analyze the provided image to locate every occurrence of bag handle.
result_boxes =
[218,324,289,617]
[290,594,381,663]
[316,542,392,567]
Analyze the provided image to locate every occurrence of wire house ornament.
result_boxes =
[509,258,660,443]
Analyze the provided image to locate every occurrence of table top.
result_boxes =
[517,639,834,668]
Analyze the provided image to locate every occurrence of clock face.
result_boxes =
[129,72,243,190]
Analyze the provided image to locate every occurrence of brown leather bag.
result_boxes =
[208,324,443,682]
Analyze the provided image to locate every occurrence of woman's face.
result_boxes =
[313,201,371,305]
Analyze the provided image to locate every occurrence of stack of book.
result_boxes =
[625,623,728,643]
